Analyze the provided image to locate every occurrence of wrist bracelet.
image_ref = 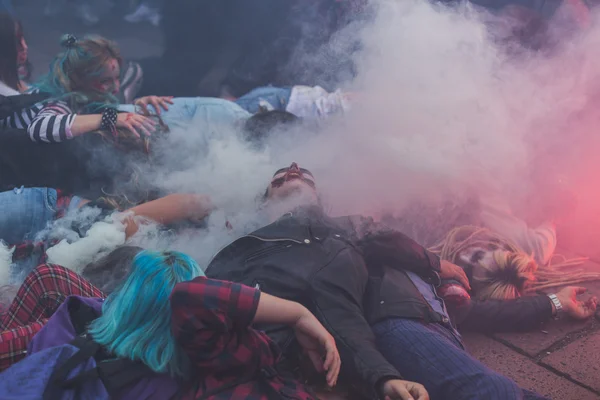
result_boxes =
[548,294,563,316]
[101,108,118,135]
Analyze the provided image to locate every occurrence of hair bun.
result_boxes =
[60,34,78,49]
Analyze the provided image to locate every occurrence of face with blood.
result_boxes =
[92,58,121,96]
[265,163,318,204]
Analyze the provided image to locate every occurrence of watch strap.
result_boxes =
[548,294,563,315]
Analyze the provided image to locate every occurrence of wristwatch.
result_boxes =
[548,294,563,316]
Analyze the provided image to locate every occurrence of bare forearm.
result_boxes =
[122,194,213,238]
[253,292,309,326]
[70,114,103,137]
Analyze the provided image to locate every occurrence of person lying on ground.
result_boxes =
[0,187,213,281]
[0,33,164,142]
[381,194,599,331]
[0,263,104,371]
[429,224,599,329]
[206,162,430,400]
[207,162,587,400]
[0,250,340,400]
[0,33,299,157]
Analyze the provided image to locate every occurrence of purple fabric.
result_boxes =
[28,296,181,400]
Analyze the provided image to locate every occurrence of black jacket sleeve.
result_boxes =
[310,246,401,397]
[348,215,441,276]
[0,93,49,119]
[452,294,554,333]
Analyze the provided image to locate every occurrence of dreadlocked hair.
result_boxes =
[430,226,599,299]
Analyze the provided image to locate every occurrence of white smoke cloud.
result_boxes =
[25,0,600,280]
[125,0,600,260]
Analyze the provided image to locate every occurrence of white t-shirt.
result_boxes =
[286,85,352,120]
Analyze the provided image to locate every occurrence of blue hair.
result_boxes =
[88,250,203,378]
[32,34,121,113]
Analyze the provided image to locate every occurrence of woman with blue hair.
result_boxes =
[0,249,340,399]
[0,33,252,145]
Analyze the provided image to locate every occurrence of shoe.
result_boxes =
[119,61,144,104]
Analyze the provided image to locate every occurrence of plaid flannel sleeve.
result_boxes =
[170,277,261,366]
[0,320,46,371]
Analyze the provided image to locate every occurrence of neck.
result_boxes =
[264,194,319,223]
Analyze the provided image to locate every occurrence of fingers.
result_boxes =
[122,122,141,139]
[324,342,340,387]
[306,350,324,373]
[150,98,164,115]
[322,342,334,372]
[570,297,598,319]
[409,384,430,400]
[395,385,414,400]
[456,268,471,291]
[138,102,149,116]
[133,115,156,137]
[573,286,587,295]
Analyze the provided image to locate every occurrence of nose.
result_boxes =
[289,162,300,172]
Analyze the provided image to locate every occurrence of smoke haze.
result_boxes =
[36,0,600,274]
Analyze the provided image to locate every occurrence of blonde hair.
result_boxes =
[430,226,599,299]
[34,34,122,110]
[471,250,537,300]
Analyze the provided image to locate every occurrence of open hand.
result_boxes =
[293,310,341,388]
[116,112,156,138]
[440,260,471,291]
[555,286,598,319]
[134,96,174,115]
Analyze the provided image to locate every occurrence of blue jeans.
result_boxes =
[0,188,59,245]
[235,87,292,114]
[0,187,83,245]
[372,319,549,400]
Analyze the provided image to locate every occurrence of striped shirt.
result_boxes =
[0,91,76,143]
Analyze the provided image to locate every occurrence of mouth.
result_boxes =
[285,172,302,180]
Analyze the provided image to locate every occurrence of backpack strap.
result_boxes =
[96,358,156,395]
[42,335,102,400]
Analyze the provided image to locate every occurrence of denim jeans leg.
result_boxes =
[235,87,293,114]
[0,188,58,245]
[372,318,530,400]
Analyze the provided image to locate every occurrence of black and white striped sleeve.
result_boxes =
[27,102,77,143]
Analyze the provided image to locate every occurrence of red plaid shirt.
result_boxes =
[171,277,318,400]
